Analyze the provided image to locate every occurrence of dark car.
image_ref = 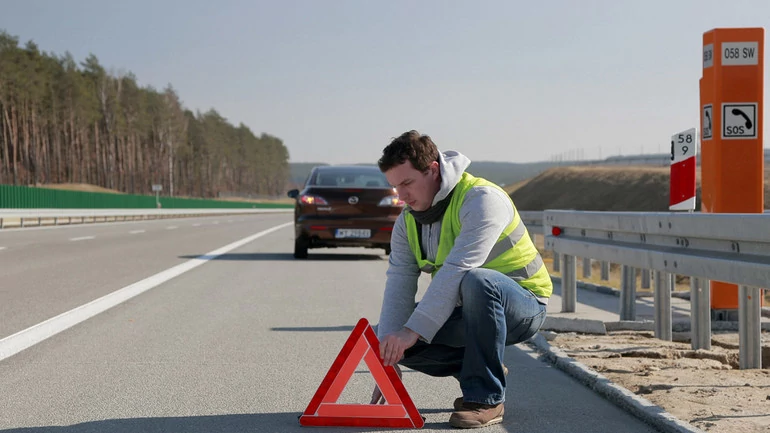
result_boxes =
[287,165,404,258]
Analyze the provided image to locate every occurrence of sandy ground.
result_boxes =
[545,330,770,433]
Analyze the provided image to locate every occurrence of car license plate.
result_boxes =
[335,229,371,238]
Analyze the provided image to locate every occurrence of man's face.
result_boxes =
[384,160,441,212]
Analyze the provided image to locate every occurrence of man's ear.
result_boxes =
[430,161,440,179]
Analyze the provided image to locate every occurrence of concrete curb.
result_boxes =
[550,275,652,297]
[527,333,706,433]
[603,320,770,332]
[542,316,607,334]
[550,275,770,319]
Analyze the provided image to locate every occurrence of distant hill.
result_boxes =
[288,160,558,189]
[509,165,770,211]
[288,151,770,195]
[466,161,557,187]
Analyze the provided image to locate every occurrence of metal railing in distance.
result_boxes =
[0,208,291,229]
[544,210,769,369]
[518,211,544,243]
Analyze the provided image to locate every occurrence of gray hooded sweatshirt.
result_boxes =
[376,150,519,343]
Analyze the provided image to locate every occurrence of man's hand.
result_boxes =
[379,327,420,366]
[370,364,402,404]
[369,328,418,405]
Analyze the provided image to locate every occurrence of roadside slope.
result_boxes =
[509,165,770,211]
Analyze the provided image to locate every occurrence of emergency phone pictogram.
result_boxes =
[722,103,757,139]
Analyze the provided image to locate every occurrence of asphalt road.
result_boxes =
[0,214,662,432]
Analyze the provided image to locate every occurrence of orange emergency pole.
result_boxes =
[699,28,764,312]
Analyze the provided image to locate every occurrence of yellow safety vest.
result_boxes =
[404,172,553,298]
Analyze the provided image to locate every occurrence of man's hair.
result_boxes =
[378,130,439,172]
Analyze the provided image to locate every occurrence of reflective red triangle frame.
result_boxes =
[299,318,424,428]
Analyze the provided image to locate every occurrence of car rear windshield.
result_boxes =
[309,167,391,188]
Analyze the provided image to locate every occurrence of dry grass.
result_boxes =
[502,178,531,195]
[40,183,124,194]
[213,196,294,205]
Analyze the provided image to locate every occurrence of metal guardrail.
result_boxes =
[519,211,544,241]
[0,208,292,229]
[542,210,768,369]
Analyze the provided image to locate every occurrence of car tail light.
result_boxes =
[378,195,405,207]
[300,194,328,205]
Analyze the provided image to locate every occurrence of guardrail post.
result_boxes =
[654,271,672,341]
[600,261,609,281]
[553,253,560,272]
[582,257,591,278]
[619,265,636,320]
[641,269,651,289]
[690,277,711,350]
[562,254,576,313]
[738,285,762,369]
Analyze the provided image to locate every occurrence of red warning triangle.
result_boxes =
[299,318,424,428]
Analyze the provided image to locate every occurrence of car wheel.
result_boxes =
[294,236,309,259]
[384,245,391,255]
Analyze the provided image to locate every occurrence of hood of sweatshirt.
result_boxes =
[432,150,471,206]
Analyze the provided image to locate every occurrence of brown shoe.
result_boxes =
[453,396,464,411]
[449,402,504,428]
[452,364,509,411]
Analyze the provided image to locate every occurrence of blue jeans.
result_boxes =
[398,268,547,405]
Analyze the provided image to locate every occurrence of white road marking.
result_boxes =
[129,230,145,234]
[213,221,220,225]
[0,221,292,362]
[192,223,201,227]
[166,226,178,230]
[69,236,95,241]
[0,247,6,251]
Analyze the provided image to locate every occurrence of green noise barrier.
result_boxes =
[0,185,293,209]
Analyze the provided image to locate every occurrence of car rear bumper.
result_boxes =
[296,216,396,248]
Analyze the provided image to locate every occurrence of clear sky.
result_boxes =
[1,0,767,164]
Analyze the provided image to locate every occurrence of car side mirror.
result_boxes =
[287,189,299,199]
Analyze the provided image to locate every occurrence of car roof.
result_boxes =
[314,164,379,171]
[312,165,384,175]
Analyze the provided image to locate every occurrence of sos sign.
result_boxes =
[722,103,757,139]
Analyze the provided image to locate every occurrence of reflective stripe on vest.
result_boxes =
[404,172,553,299]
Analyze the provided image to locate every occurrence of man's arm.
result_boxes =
[376,212,420,340]
[403,186,514,343]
